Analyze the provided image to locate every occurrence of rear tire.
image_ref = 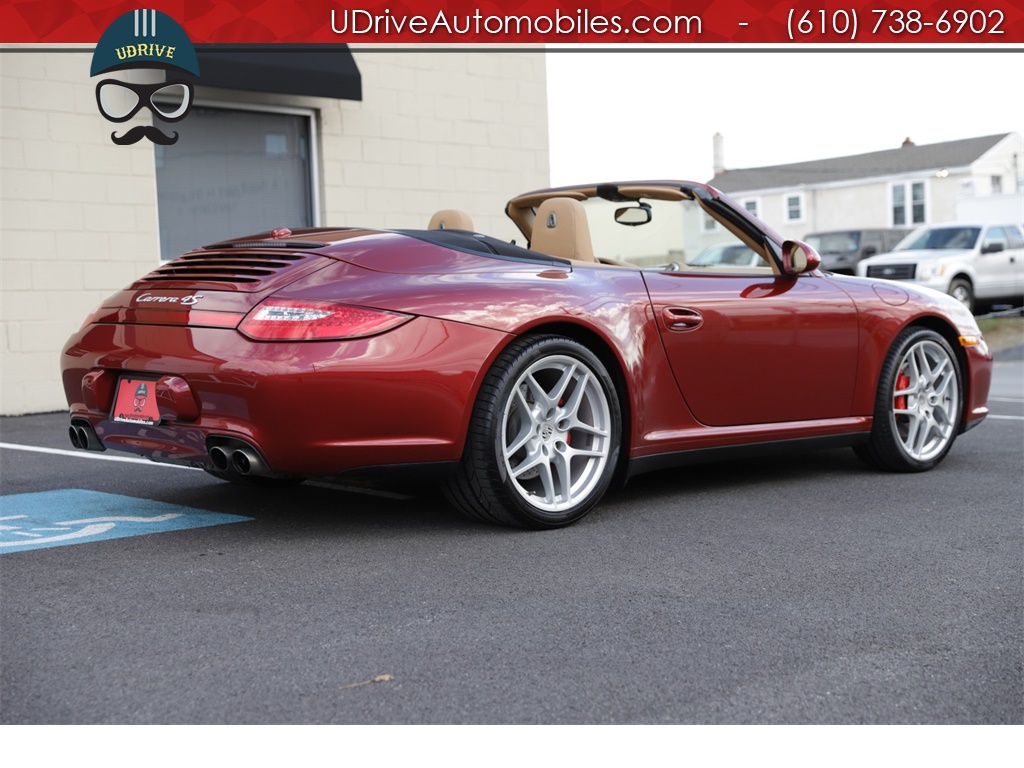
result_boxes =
[854,327,963,472]
[444,335,621,529]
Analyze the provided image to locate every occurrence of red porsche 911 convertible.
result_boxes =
[61,181,992,528]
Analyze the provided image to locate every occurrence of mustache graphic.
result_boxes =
[111,125,179,145]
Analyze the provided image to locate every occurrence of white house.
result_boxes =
[706,132,1024,242]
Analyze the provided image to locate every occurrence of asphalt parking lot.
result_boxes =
[1,360,1021,725]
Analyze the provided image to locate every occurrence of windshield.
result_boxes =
[578,196,771,271]
[805,232,860,254]
[895,226,981,251]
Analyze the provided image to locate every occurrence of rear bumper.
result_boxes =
[61,317,510,474]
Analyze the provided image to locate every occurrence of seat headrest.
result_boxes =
[428,209,474,231]
[531,198,596,264]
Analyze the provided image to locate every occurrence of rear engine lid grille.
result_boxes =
[134,249,329,292]
[202,239,327,250]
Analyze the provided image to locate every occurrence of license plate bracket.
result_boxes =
[111,376,161,426]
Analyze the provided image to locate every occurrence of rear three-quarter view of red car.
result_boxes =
[62,181,993,528]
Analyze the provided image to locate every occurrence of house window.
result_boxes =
[742,199,759,218]
[155,105,316,260]
[702,212,718,231]
[892,181,926,227]
[785,194,804,223]
[991,175,1003,194]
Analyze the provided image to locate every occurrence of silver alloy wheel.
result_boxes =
[891,338,960,462]
[500,354,612,512]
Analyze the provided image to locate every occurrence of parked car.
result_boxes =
[856,223,1024,312]
[688,242,764,267]
[805,229,909,274]
[62,181,992,529]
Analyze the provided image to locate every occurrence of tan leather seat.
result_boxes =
[428,209,474,231]
[530,198,597,264]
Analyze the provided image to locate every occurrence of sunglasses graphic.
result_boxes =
[95,79,194,123]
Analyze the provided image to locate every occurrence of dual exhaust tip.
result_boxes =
[208,444,268,477]
[68,423,104,452]
[68,421,268,476]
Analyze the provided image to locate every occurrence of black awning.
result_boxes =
[191,44,361,101]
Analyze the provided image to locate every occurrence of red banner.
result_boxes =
[2,0,1023,44]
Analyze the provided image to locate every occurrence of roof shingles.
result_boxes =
[709,133,1010,193]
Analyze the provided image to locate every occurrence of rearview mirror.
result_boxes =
[782,240,822,275]
[615,202,652,227]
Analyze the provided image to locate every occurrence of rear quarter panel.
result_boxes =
[276,256,690,458]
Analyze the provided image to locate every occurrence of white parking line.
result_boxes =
[0,442,193,468]
[0,442,414,500]
[989,397,1024,403]
[987,415,1024,421]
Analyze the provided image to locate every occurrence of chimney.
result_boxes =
[902,137,915,147]
[713,133,725,176]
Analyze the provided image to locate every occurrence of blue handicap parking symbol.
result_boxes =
[0,490,252,553]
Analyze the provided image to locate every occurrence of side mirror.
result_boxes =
[614,202,652,227]
[863,245,877,257]
[982,242,1004,254]
[782,240,822,275]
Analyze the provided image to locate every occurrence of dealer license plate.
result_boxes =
[111,376,161,426]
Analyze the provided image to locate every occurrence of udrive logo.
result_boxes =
[90,9,201,145]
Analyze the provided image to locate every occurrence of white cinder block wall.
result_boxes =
[0,48,550,415]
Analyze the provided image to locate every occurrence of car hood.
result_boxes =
[839,273,982,337]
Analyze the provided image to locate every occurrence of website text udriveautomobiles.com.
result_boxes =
[330,8,704,37]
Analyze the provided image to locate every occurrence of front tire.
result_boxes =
[444,335,622,529]
[854,327,963,472]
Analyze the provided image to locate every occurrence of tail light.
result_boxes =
[239,299,412,341]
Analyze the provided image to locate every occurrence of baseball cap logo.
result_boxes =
[90,9,200,146]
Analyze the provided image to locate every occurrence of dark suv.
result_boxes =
[805,229,909,274]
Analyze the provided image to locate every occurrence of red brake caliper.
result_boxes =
[894,373,911,410]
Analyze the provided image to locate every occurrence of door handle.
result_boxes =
[662,306,703,331]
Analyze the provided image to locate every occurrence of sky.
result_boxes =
[546,50,1022,185]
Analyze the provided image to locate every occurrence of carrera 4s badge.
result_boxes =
[135,293,204,305]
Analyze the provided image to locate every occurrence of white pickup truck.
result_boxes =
[856,223,1024,312]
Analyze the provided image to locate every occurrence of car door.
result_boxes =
[974,226,1021,298]
[860,231,883,259]
[1004,225,1024,296]
[643,270,860,427]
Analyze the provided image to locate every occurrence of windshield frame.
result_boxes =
[505,181,784,273]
